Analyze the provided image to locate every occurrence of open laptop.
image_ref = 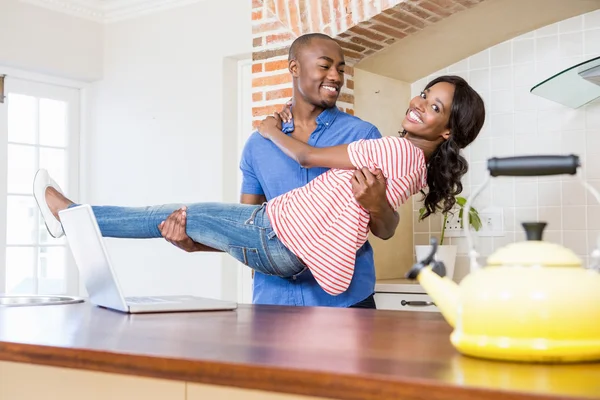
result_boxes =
[58,204,237,314]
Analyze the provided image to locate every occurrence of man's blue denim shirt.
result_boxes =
[240,107,382,307]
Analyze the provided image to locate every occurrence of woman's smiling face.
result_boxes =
[402,81,455,142]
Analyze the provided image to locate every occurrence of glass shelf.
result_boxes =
[530,56,600,109]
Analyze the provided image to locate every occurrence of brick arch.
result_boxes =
[251,0,484,129]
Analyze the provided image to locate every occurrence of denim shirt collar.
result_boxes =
[282,106,341,134]
[316,106,341,127]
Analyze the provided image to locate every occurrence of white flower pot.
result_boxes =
[414,244,457,280]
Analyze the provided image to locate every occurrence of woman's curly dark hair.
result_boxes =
[419,75,486,219]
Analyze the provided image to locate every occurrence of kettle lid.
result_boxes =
[487,222,582,267]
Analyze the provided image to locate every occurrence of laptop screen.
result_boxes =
[59,204,129,312]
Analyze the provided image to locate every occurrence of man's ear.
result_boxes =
[289,59,299,77]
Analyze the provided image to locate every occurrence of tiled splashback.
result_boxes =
[411,9,600,281]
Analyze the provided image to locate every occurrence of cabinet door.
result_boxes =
[375,292,439,312]
[0,361,185,400]
[187,382,333,400]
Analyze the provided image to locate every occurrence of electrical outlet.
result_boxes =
[478,207,504,237]
[442,207,504,237]
[442,211,466,237]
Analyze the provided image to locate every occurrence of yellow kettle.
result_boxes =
[407,155,600,363]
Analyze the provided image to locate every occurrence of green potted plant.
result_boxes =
[415,196,482,280]
[421,196,483,246]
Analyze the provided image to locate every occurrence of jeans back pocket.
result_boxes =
[264,230,306,277]
[228,246,273,276]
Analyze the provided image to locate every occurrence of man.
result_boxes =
[160,33,399,308]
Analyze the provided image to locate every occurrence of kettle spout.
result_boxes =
[406,243,459,328]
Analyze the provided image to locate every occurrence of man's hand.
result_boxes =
[351,168,399,240]
[351,167,388,212]
[159,207,212,252]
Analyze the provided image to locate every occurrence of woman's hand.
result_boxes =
[278,99,293,123]
[258,113,283,139]
[258,100,292,139]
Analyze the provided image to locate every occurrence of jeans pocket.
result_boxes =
[228,245,274,276]
[264,230,305,277]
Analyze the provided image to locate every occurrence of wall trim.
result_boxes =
[20,0,207,23]
[0,64,89,89]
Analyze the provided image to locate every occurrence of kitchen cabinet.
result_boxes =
[374,278,439,312]
[187,383,331,400]
[374,292,438,312]
[0,361,185,400]
[0,361,331,400]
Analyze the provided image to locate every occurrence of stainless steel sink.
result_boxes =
[0,295,84,307]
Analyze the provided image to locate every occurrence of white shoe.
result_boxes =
[33,169,65,238]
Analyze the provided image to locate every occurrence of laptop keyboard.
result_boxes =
[125,296,175,305]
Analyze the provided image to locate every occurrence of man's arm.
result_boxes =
[351,167,399,240]
[239,134,268,206]
[370,207,400,240]
[240,193,267,205]
[353,127,400,240]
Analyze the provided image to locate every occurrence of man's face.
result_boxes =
[290,38,345,109]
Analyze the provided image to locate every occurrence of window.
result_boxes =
[0,77,80,295]
[237,58,253,303]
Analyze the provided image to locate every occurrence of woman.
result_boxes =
[34,75,485,296]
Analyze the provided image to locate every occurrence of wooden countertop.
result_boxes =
[0,302,599,400]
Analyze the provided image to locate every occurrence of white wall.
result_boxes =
[0,0,103,81]
[84,0,251,300]
[412,9,600,282]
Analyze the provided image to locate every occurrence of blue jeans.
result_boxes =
[72,202,306,278]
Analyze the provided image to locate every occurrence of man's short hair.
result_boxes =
[288,33,336,61]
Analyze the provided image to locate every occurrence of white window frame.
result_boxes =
[236,58,254,304]
[0,65,87,295]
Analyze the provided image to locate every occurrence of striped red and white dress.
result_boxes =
[265,136,427,296]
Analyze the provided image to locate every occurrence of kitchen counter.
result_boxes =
[0,302,599,400]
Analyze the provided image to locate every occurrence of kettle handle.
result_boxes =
[488,155,580,177]
[464,155,600,272]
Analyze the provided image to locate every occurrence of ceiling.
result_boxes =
[356,0,600,82]
[20,0,207,23]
